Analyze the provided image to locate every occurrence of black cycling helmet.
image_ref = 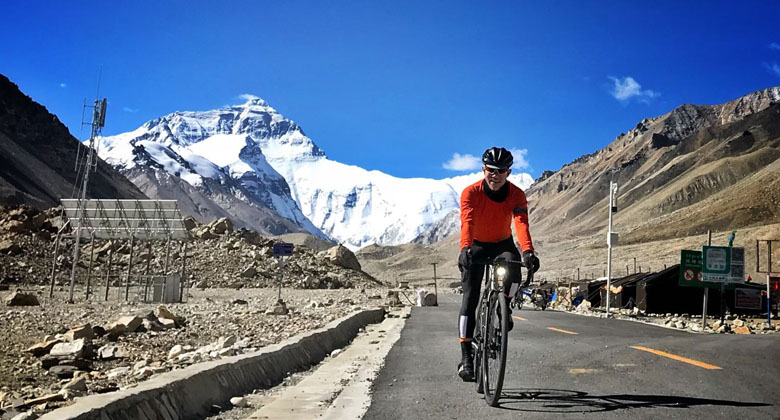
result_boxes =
[482,147,513,169]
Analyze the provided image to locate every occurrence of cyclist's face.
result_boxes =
[483,166,510,191]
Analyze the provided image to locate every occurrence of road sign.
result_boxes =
[701,246,744,282]
[273,242,294,257]
[679,250,720,289]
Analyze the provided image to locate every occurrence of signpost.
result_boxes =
[734,288,762,311]
[272,242,294,301]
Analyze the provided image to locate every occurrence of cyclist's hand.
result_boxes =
[458,247,472,272]
[522,250,540,272]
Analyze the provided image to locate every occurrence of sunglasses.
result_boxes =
[483,167,509,175]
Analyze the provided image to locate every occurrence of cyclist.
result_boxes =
[457,147,540,382]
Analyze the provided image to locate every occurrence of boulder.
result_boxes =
[230,397,248,408]
[733,325,752,335]
[107,315,142,335]
[325,245,361,271]
[210,218,233,235]
[168,344,184,360]
[182,216,197,231]
[97,345,125,360]
[106,367,131,379]
[26,339,62,357]
[4,291,40,306]
[193,226,217,240]
[65,324,93,341]
[49,339,87,358]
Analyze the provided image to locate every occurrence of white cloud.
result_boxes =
[443,153,481,171]
[123,107,139,113]
[770,42,780,50]
[765,62,780,77]
[508,148,530,169]
[608,76,659,103]
[443,149,530,171]
[59,83,67,88]
[239,93,260,101]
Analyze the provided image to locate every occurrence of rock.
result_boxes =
[26,339,61,357]
[106,367,130,379]
[142,318,165,332]
[240,266,257,278]
[61,377,87,393]
[716,325,728,334]
[159,318,176,330]
[49,365,78,378]
[0,240,22,256]
[690,324,701,332]
[325,245,362,271]
[674,321,686,329]
[50,339,87,358]
[217,335,237,350]
[330,349,343,358]
[230,397,248,407]
[168,344,184,359]
[97,345,125,360]
[265,300,289,315]
[733,325,752,335]
[193,226,218,240]
[211,218,233,235]
[733,319,745,327]
[107,315,142,335]
[4,291,40,306]
[575,300,591,312]
[64,324,93,341]
[182,216,197,231]
[232,299,248,305]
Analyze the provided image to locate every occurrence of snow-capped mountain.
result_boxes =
[98,96,533,249]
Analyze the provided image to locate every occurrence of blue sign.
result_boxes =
[273,242,294,257]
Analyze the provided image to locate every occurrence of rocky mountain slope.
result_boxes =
[525,86,780,244]
[357,87,780,284]
[98,97,532,249]
[0,74,147,208]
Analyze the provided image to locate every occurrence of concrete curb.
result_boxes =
[39,308,385,420]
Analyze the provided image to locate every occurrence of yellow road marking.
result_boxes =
[630,346,722,370]
[547,327,578,335]
[569,368,599,374]
[512,316,527,321]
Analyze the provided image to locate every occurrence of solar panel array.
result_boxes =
[61,199,190,241]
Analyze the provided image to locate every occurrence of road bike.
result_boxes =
[472,258,535,406]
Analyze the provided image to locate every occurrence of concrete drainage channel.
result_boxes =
[39,307,398,420]
[201,306,411,420]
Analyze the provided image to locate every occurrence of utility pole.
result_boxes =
[430,262,438,302]
[605,171,619,316]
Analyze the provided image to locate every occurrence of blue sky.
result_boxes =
[2,1,780,180]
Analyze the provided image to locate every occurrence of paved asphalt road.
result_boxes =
[364,293,780,419]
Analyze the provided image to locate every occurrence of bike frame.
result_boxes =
[473,259,535,405]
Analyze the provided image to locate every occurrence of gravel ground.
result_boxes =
[0,286,392,416]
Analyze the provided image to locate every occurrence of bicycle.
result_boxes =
[472,258,535,406]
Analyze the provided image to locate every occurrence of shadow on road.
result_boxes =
[498,389,771,413]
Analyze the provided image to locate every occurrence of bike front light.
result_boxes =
[495,266,507,280]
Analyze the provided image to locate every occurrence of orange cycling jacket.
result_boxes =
[459,180,534,252]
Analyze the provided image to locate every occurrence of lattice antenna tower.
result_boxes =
[67,72,107,303]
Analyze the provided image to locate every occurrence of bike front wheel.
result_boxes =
[482,292,508,406]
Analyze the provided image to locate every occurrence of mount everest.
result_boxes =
[98,97,533,249]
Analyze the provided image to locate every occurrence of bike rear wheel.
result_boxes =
[482,292,508,406]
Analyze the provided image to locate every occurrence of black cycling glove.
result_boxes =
[522,250,540,272]
[458,247,472,272]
